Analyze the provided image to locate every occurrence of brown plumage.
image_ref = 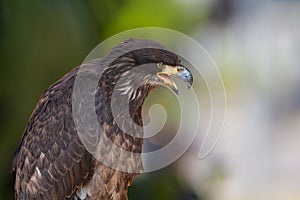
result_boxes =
[11,38,193,200]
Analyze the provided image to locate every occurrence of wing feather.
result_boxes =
[11,65,96,199]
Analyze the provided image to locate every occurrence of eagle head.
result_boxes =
[96,38,194,129]
[105,38,193,97]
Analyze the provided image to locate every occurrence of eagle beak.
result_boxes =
[157,64,193,94]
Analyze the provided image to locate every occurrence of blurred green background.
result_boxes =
[2,0,300,200]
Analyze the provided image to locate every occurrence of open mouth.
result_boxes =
[156,64,193,95]
[157,73,175,85]
[157,72,178,94]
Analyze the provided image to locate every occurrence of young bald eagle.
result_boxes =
[11,38,193,200]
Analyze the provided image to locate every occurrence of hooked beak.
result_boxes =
[156,64,193,94]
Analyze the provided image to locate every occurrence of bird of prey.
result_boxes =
[11,38,193,200]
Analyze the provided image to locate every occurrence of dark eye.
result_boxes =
[157,62,163,69]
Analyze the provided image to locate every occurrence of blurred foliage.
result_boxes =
[129,167,202,200]
[0,0,208,199]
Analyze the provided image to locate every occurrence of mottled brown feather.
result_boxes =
[11,65,95,199]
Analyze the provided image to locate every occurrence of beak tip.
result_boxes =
[176,65,193,90]
[172,86,179,95]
